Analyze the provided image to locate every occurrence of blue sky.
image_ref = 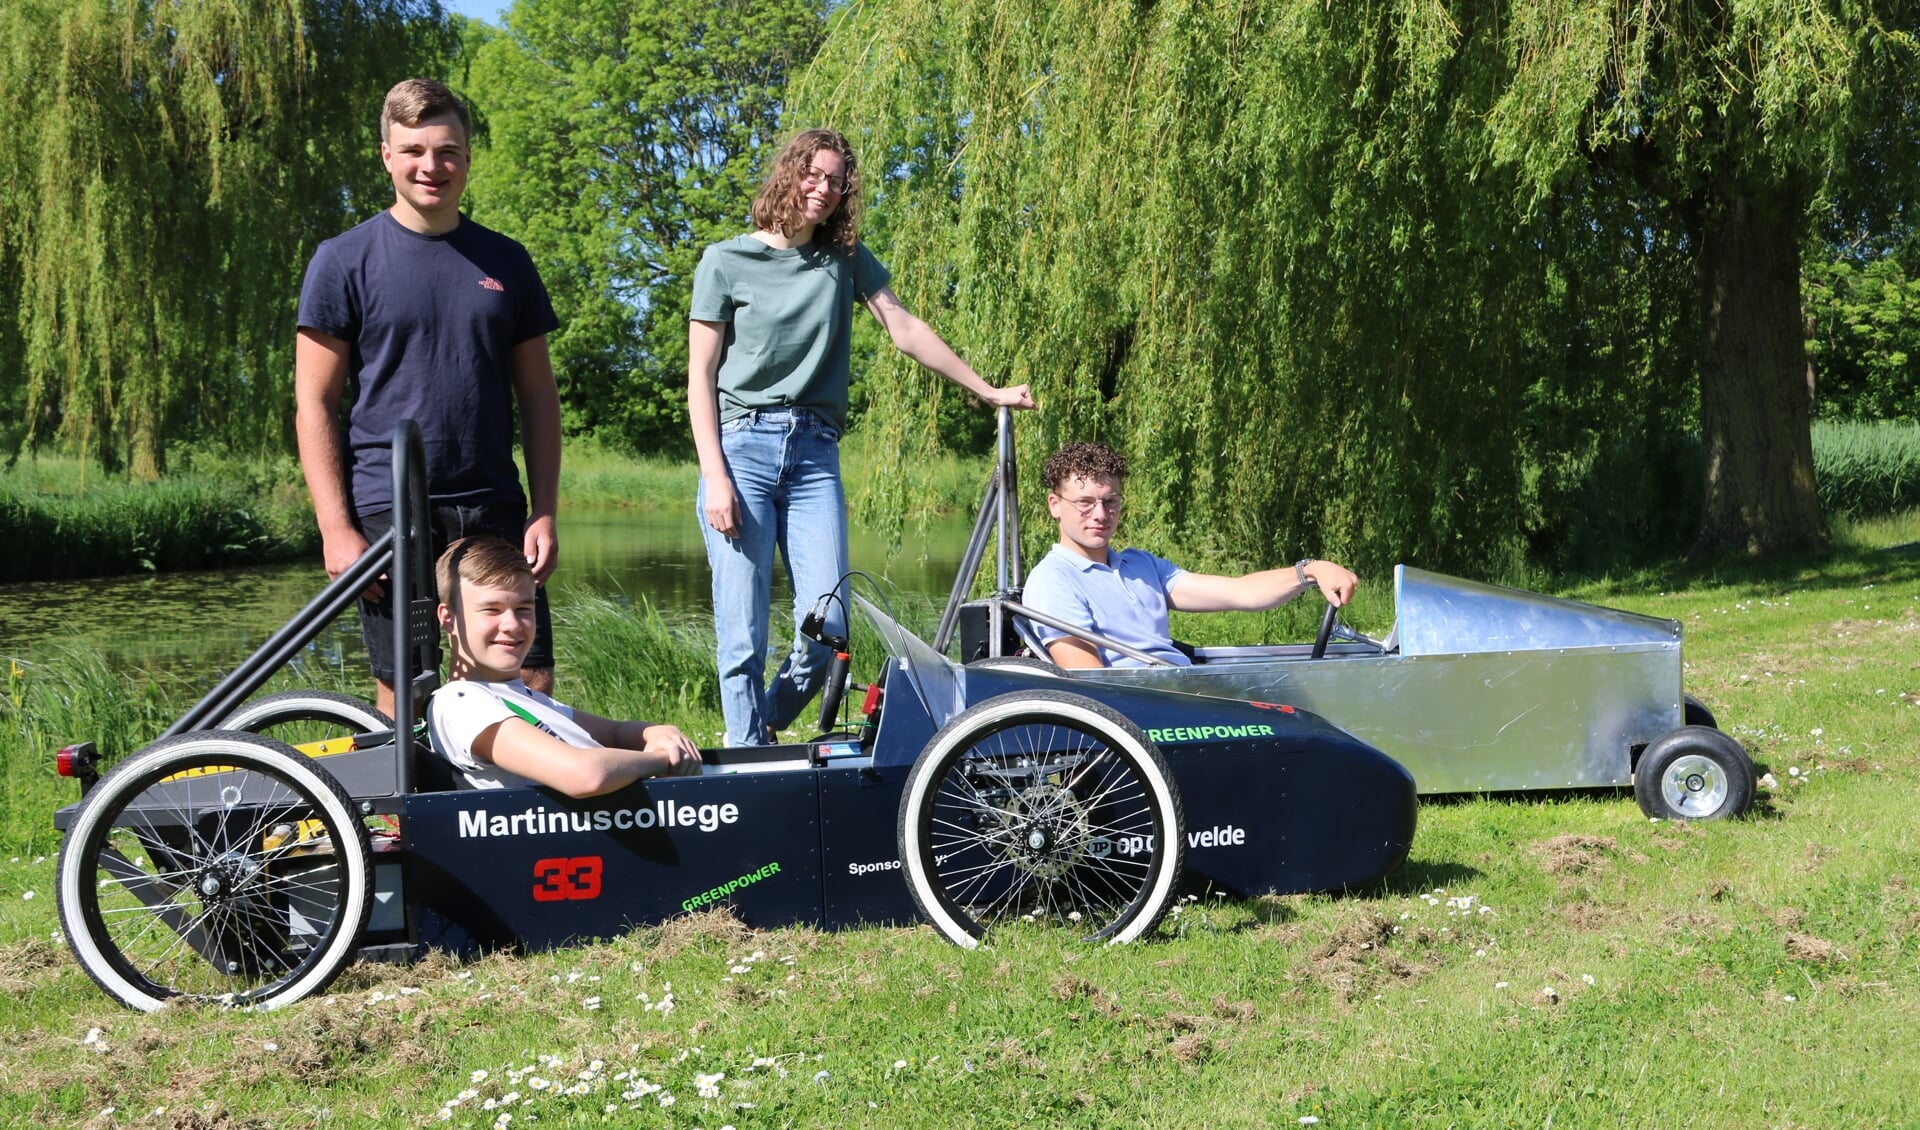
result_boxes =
[441,0,508,23]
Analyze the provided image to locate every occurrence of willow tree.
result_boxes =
[0,0,447,477]
[794,0,1919,568]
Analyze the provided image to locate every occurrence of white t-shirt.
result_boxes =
[427,678,599,790]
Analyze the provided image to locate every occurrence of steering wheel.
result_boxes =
[1310,601,1340,661]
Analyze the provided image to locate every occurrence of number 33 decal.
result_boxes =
[532,856,603,902]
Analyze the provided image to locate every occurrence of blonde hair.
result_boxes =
[750,128,860,249]
[436,536,531,606]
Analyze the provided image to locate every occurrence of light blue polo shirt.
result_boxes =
[1020,544,1191,667]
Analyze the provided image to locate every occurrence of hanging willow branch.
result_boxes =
[0,0,448,477]
[792,0,1917,570]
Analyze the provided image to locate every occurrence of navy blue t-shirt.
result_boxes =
[296,212,560,515]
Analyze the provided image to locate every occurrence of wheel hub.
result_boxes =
[196,853,259,905]
[1001,783,1086,880]
[1660,754,1730,817]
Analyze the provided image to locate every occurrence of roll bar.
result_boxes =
[164,421,439,791]
[933,408,1176,668]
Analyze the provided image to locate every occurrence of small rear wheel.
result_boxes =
[1634,725,1755,821]
[899,690,1184,947]
[57,731,373,1011]
[222,690,393,749]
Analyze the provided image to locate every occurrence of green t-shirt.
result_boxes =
[689,234,891,430]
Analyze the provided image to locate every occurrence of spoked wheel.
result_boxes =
[221,690,393,749]
[899,690,1184,948]
[57,731,372,1011]
[1633,725,1756,822]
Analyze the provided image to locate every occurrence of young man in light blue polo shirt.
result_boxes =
[1020,443,1360,668]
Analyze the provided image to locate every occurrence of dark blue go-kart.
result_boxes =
[49,422,1415,1011]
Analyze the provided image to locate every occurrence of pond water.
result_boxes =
[0,505,976,681]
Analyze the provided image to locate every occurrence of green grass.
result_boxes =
[1814,418,1920,518]
[5,528,1920,1126]
[0,459,318,582]
[557,431,986,519]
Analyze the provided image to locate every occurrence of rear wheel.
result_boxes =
[57,731,372,1011]
[899,690,1183,947]
[1634,725,1755,821]
[222,691,392,749]
[1683,694,1718,730]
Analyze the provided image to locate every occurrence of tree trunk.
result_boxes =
[1691,183,1826,557]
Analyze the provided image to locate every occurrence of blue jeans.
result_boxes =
[699,408,849,745]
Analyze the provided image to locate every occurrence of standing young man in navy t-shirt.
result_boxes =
[295,78,563,718]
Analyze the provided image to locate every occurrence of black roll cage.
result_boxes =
[161,421,440,790]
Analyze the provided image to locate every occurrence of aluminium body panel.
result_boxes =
[1054,566,1686,795]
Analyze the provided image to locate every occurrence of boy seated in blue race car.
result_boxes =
[1022,442,1361,668]
[428,536,703,795]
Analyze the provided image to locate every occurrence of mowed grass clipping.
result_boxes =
[4,528,1920,1125]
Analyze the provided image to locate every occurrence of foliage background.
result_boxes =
[789,0,1920,573]
[0,0,1917,574]
[0,0,452,477]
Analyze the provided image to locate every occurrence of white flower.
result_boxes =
[1543,986,1559,998]
[471,1069,489,1084]
[262,1041,278,1052]
[1301,1119,1320,1126]
[582,996,602,1010]
[814,1070,830,1083]
[82,1028,102,1045]
[20,891,33,901]
[1495,981,1509,989]
[1784,994,1797,1002]
[1582,974,1595,985]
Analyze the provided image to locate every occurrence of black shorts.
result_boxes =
[354,502,555,683]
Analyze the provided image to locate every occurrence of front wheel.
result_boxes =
[898,690,1184,947]
[57,731,373,1011]
[1634,725,1755,821]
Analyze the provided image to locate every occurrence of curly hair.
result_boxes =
[750,128,861,250]
[1042,442,1129,491]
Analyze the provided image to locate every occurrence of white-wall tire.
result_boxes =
[898,690,1184,947]
[57,731,372,1011]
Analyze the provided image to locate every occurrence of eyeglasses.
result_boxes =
[800,165,851,195]
[1057,494,1123,516]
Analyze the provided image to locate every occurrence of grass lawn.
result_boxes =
[3,518,1919,1127]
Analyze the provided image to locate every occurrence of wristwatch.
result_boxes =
[1295,559,1318,588]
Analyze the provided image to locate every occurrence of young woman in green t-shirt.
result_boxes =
[687,127,1036,745]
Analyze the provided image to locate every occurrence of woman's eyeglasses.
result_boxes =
[801,166,851,195]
